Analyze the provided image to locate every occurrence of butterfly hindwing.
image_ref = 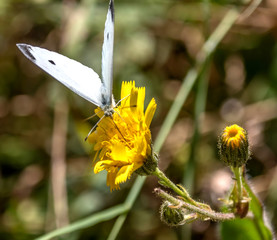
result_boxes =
[17,44,103,106]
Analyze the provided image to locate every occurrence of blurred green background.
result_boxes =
[1,0,277,239]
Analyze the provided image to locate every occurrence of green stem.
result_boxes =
[181,1,211,237]
[107,214,127,240]
[242,177,273,240]
[155,188,235,221]
[36,178,146,240]
[153,9,239,154]
[36,204,128,240]
[153,167,192,203]
[153,167,211,210]
[106,177,145,240]
[232,167,243,202]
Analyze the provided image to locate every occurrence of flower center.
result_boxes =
[228,128,238,138]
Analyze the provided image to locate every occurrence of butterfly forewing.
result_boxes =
[101,0,114,107]
[17,44,103,106]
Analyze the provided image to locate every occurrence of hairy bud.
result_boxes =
[218,124,250,167]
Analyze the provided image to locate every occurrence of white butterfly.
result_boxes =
[17,0,115,122]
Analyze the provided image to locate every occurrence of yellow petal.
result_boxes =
[115,164,134,185]
[109,143,130,164]
[130,87,138,114]
[134,135,147,159]
[145,98,157,127]
[121,81,135,107]
[107,170,120,191]
[94,161,106,173]
[137,86,145,115]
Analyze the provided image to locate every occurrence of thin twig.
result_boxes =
[50,100,69,228]
[154,188,235,221]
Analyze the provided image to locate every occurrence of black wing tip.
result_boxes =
[16,43,25,48]
[109,0,114,22]
[16,43,36,61]
[16,43,30,51]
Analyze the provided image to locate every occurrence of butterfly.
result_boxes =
[17,0,115,130]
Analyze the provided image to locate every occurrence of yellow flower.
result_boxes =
[218,124,249,167]
[221,124,246,149]
[88,81,157,191]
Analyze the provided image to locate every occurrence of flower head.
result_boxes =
[88,81,157,191]
[218,124,249,167]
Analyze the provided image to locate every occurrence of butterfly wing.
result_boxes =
[17,44,103,106]
[101,0,114,106]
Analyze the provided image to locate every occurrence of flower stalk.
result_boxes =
[152,167,192,203]
[154,188,235,222]
[229,166,250,218]
[232,166,243,204]
[218,124,251,218]
[152,167,211,210]
[152,164,239,223]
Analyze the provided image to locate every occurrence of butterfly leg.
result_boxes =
[85,115,105,141]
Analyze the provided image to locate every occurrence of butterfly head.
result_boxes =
[102,104,114,117]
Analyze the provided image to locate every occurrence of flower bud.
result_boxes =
[218,124,250,167]
[160,201,197,226]
[160,201,185,226]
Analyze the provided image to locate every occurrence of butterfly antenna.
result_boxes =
[113,94,136,121]
[85,115,105,141]
[115,94,130,107]
[107,94,131,125]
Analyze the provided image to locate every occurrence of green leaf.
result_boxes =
[220,218,267,240]
[242,179,273,240]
